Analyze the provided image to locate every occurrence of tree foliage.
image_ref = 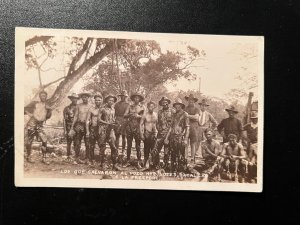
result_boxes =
[83,40,205,98]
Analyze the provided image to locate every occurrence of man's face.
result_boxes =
[228,111,235,118]
[251,118,258,124]
[174,104,182,112]
[71,98,78,105]
[107,97,115,107]
[94,97,102,107]
[148,103,155,112]
[81,95,89,104]
[188,99,195,106]
[39,93,47,102]
[120,96,126,101]
[205,131,213,140]
[229,136,237,145]
[161,100,169,109]
[200,104,207,111]
[134,96,140,104]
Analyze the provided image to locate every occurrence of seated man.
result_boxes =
[220,134,248,182]
[198,128,222,181]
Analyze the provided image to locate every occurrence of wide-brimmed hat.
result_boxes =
[104,94,117,103]
[184,94,198,102]
[130,93,144,102]
[225,105,238,113]
[198,99,210,106]
[68,93,80,99]
[147,101,157,108]
[39,90,48,96]
[250,111,258,119]
[158,96,171,106]
[79,92,91,98]
[173,98,185,109]
[118,90,129,97]
[93,92,103,99]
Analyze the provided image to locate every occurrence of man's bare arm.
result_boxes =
[70,106,79,130]
[85,109,92,135]
[139,115,146,137]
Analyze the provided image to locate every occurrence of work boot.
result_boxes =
[42,157,50,165]
[136,161,142,169]
[26,156,35,163]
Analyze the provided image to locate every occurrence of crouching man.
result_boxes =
[198,128,222,181]
[220,134,248,182]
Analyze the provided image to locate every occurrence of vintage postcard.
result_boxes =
[15,27,264,192]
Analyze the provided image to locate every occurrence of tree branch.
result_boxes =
[25,36,53,47]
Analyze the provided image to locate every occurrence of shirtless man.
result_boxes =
[63,93,79,161]
[69,92,91,164]
[98,94,118,170]
[140,101,158,169]
[86,93,103,165]
[200,128,222,181]
[220,134,248,182]
[124,93,145,168]
[24,91,52,164]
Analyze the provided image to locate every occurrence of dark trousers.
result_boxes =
[143,131,156,165]
[126,128,141,161]
[169,135,187,172]
[25,121,47,157]
[65,125,74,157]
[89,125,99,161]
[74,122,89,158]
[152,133,170,167]
[98,125,118,165]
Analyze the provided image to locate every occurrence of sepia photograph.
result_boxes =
[15,27,264,192]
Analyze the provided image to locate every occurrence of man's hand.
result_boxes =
[140,133,145,141]
[86,132,90,138]
[164,138,169,145]
[68,129,75,138]
[183,138,188,146]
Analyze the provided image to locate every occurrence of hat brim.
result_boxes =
[159,99,171,106]
[198,103,209,106]
[104,96,117,103]
[79,93,91,97]
[130,95,144,102]
[225,109,238,113]
[68,96,80,99]
[173,103,185,109]
[184,96,198,102]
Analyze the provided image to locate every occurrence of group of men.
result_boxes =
[24,90,258,182]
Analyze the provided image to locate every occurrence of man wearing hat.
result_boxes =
[114,90,130,155]
[97,94,118,170]
[164,98,190,173]
[63,93,79,161]
[85,92,103,165]
[140,101,158,169]
[184,93,201,163]
[243,111,258,182]
[217,106,243,143]
[69,92,91,164]
[123,92,145,168]
[24,90,52,164]
[152,96,175,170]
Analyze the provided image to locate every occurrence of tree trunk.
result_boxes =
[47,39,126,108]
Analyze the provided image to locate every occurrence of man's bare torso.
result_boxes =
[89,105,101,126]
[143,112,157,133]
[77,103,91,122]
